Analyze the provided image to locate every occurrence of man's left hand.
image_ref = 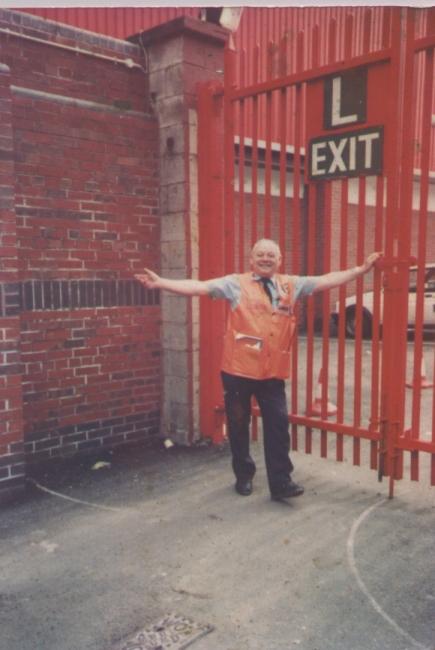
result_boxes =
[361,251,383,273]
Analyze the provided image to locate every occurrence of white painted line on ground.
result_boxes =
[347,498,430,650]
[28,478,136,513]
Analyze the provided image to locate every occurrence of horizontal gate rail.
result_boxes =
[230,48,392,100]
[252,408,381,441]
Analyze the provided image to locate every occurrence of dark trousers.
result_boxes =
[221,371,294,493]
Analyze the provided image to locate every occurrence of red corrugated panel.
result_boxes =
[15,6,430,44]
[17,6,200,38]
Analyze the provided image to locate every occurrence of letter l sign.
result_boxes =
[331,77,357,126]
[324,68,367,130]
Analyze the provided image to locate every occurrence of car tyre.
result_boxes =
[345,307,373,339]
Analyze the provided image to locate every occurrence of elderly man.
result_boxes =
[135,239,381,501]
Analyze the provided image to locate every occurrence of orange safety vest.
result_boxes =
[221,273,296,380]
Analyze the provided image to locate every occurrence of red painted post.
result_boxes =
[198,81,226,443]
[369,175,384,470]
[379,8,416,496]
[224,45,237,274]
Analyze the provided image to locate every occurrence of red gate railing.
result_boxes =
[198,7,435,496]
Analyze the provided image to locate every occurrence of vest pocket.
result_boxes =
[234,332,263,350]
[228,332,264,377]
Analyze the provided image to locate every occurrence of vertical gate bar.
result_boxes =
[238,50,246,273]
[224,45,236,274]
[395,8,417,483]
[264,41,274,239]
[369,175,384,469]
[278,39,287,268]
[198,82,226,442]
[251,45,259,247]
[305,24,320,455]
[353,176,366,466]
[319,16,337,460]
[379,8,414,496]
[378,10,401,489]
[305,183,316,454]
[290,33,304,451]
[264,92,272,239]
[336,15,354,462]
[320,181,332,458]
[336,180,349,462]
[248,45,259,441]
[278,97,286,264]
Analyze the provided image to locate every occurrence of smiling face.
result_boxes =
[250,239,282,278]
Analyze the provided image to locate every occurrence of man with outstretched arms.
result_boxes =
[135,239,381,501]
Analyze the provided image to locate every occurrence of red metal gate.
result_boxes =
[198,7,435,496]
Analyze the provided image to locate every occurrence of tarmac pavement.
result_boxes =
[0,438,434,650]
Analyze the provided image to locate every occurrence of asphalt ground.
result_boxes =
[1,436,434,650]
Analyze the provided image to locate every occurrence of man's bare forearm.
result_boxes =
[134,270,210,296]
[156,277,210,296]
[312,252,382,292]
[312,265,365,292]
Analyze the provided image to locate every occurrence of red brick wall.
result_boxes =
[0,62,25,503]
[0,10,161,494]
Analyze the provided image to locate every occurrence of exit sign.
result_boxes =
[309,126,383,180]
[306,65,387,182]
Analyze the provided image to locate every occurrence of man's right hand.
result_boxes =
[134,268,161,289]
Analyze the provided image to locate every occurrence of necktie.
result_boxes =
[259,277,273,303]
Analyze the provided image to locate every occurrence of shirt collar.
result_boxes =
[252,273,276,287]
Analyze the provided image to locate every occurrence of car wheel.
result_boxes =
[345,307,373,339]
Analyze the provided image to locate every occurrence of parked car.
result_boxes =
[330,263,435,338]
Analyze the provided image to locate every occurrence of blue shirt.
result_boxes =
[207,273,318,310]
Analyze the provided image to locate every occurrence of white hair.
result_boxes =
[251,239,282,256]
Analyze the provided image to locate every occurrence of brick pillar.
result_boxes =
[0,63,25,503]
[130,18,228,443]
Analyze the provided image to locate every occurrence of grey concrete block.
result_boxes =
[163,349,189,379]
[164,64,185,98]
[154,95,187,129]
[161,293,188,325]
[160,153,186,185]
[166,183,186,214]
[147,38,184,73]
[161,213,186,242]
[159,123,186,156]
[164,373,188,405]
[148,69,167,98]
[161,240,187,270]
[162,321,188,350]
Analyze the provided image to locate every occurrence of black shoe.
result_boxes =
[235,478,253,496]
[270,480,304,501]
